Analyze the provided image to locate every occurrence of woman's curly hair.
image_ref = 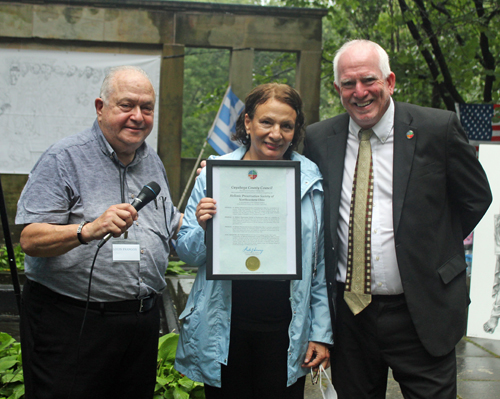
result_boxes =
[232,83,305,160]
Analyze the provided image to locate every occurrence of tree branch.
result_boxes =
[397,0,457,109]
[413,0,465,104]
[430,0,465,46]
[473,0,496,102]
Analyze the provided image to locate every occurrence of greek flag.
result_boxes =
[207,86,245,155]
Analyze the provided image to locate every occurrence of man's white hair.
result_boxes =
[333,40,392,86]
[99,66,153,103]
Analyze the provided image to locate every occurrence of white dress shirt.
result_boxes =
[337,99,404,295]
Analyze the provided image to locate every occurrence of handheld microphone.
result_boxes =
[97,181,161,248]
[129,181,161,212]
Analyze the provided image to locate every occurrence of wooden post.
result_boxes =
[158,44,185,204]
[229,48,255,100]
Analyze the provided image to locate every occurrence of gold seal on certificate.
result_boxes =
[245,256,261,271]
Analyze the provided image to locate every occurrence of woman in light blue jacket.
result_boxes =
[175,83,333,399]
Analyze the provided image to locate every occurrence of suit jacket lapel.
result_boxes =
[327,114,349,244]
[393,102,417,236]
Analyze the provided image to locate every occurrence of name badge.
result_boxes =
[112,239,141,262]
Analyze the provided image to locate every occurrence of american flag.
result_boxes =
[457,104,500,143]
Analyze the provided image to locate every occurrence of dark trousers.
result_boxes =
[20,279,160,399]
[204,326,306,399]
[332,283,457,399]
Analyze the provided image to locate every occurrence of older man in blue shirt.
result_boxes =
[16,66,182,399]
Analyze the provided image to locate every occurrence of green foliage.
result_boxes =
[154,333,205,399]
[166,261,195,276]
[177,0,283,5]
[182,48,230,159]
[253,51,296,86]
[0,245,24,272]
[0,333,24,399]
[0,332,203,399]
[281,0,500,113]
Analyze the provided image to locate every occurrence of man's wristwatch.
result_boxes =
[77,221,88,245]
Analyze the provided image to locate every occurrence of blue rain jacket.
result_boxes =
[174,146,333,387]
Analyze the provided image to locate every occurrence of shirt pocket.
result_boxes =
[178,287,204,343]
[158,196,175,239]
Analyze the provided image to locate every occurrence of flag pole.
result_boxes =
[177,140,208,210]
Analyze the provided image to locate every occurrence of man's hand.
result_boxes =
[81,204,138,242]
[20,203,138,258]
[196,197,217,231]
[302,341,330,370]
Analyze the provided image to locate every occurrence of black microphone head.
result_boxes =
[143,181,161,197]
[132,181,161,211]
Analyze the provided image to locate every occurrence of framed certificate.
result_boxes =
[206,159,302,280]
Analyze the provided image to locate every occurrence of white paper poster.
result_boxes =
[0,49,161,174]
[467,144,500,340]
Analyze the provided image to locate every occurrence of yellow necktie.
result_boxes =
[344,129,374,315]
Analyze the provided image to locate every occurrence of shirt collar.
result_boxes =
[91,119,149,167]
[349,98,395,144]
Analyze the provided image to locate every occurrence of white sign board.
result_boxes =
[0,49,161,174]
[467,144,500,340]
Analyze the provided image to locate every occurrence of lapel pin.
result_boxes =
[406,130,415,139]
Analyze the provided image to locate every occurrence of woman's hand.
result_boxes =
[196,197,217,230]
[302,341,330,370]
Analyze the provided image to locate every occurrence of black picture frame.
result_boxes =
[206,159,302,280]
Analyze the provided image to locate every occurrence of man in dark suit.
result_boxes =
[304,39,492,398]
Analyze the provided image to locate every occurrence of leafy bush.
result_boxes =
[166,261,195,277]
[0,332,24,399]
[0,245,25,272]
[155,333,204,399]
[0,332,203,399]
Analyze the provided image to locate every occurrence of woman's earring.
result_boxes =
[246,134,250,140]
